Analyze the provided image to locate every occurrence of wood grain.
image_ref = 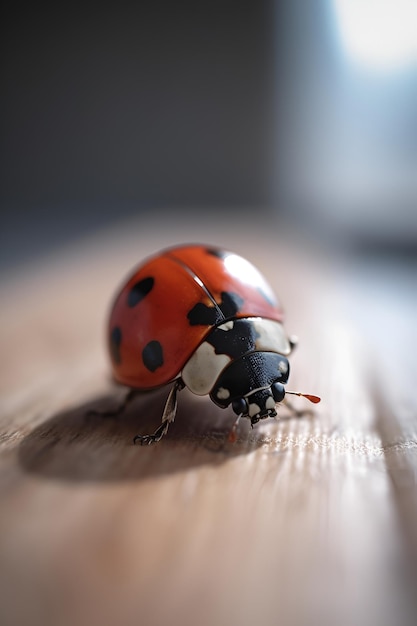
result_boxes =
[1,216,416,626]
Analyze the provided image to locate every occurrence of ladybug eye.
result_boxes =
[272,382,286,403]
[232,398,248,416]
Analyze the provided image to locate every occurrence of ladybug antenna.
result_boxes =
[286,390,321,404]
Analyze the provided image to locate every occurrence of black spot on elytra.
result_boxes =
[142,340,164,372]
[187,302,223,326]
[187,291,243,326]
[110,326,122,364]
[127,277,154,307]
[220,292,243,318]
[205,248,229,259]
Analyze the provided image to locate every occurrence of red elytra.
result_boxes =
[108,245,284,389]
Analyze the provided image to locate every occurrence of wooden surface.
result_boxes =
[1,216,416,626]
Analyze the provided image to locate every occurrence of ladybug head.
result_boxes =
[210,352,290,425]
[230,382,287,424]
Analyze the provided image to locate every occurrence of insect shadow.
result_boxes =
[18,386,268,483]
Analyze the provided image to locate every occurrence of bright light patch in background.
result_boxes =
[333,0,417,72]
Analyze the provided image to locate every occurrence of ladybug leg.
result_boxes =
[134,420,169,446]
[227,413,243,443]
[88,389,140,419]
[133,379,185,445]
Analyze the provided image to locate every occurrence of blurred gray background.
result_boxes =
[2,1,416,268]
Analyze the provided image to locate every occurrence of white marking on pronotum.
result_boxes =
[251,318,291,356]
[216,387,230,400]
[182,342,231,396]
[278,360,288,374]
[218,320,234,331]
[265,396,276,410]
[248,402,261,418]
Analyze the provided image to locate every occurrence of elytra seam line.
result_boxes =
[166,253,225,321]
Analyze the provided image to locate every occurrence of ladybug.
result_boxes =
[107,244,320,444]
